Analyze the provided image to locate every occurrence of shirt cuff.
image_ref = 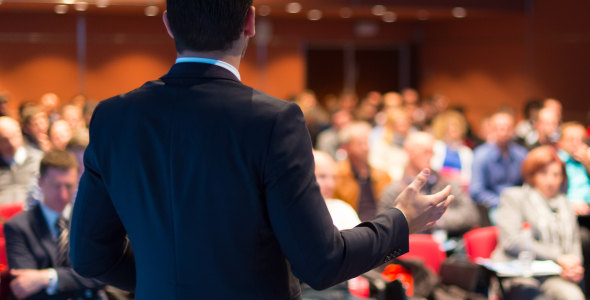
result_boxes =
[46,268,58,295]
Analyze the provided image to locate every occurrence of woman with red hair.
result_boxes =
[492,146,584,300]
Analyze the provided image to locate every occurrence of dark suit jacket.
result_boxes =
[4,204,104,300]
[69,62,409,300]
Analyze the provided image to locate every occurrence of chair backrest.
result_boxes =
[0,202,24,222]
[0,238,6,269]
[463,226,499,262]
[398,234,446,274]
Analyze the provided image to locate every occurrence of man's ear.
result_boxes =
[244,6,256,38]
[162,11,175,39]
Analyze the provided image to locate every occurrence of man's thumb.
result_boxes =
[409,169,430,191]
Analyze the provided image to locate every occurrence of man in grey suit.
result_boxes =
[0,117,43,204]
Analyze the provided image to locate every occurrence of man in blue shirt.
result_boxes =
[470,111,528,223]
[557,122,590,215]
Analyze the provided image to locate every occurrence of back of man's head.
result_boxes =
[166,0,253,53]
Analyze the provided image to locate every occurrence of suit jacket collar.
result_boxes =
[161,62,241,84]
[28,204,58,267]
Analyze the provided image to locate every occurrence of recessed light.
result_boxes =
[54,4,68,14]
[259,5,271,16]
[286,2,301,14]
[75,2,88,11]
[382,11,396,23]
[308,9,322,21]
[96,0,108,8]
[452,7,467,18]
[372,5,386,16]
[145,6,159,16]
[339,7,352,18]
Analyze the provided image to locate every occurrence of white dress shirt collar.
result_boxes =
[175,57,241,81]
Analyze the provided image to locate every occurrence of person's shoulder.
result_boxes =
[473,142,493,155]
[250,88,295,116]
[4,209,31,232]
[501,186,525,201]
[509,142,528,157]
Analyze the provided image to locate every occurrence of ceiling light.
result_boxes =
[258,5,271,16]
[145,6,159,16]
[416,10,429,20]
[339,7,352,18]
[54,4,68,14]
[382,11,396,23]
[62,0,74,4]
[75,2,88,11]
[307,9,322,21]
[286,2,301,14]
[96,0,108,8]
[452,7,467,18]
[372,5,386,16]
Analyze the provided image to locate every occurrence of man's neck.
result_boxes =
[496,142,510,154]
[178,51,241,72]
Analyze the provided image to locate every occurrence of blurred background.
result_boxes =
[1,0,590,130]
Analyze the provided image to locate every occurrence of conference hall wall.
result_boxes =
[1,0,589,130]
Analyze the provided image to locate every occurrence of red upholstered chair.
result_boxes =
[397,234,446,274]
[463,226,499,262]
[0,202,24,223]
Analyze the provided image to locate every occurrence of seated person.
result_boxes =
[378,132,479,237]
[0,117,44,204]
[491,146,584,300]
[4,150,105,300]
[334,122,391,222]
[301,151,361,300]
[557,122,590,215]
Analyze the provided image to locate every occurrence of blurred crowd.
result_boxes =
[1,88,590,300]
[295,88,590,300]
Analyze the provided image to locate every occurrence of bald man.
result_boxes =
[518,107,561,151]
[49,120,72,151]
[0,117,43,204]
[378,132,478,236]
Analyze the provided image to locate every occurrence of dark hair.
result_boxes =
[40,149,79,178]
[166,0,253,53]
[21,105,44,126]
[523,99,542,119]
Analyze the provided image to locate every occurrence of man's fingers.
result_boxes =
[428,185,452,206]
[408,169,431,193]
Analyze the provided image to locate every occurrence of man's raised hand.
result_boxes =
[394,169,454,234]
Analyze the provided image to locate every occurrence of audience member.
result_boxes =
[557,122,590,215]
[18,101,36,122]
[48,120,72,151]
[368,108,411,181]
[544,98,563,121]
[294,90,329,147]
[62,104,85,131]
[378,132,479,237]
[0,92,10,117]
[316,110,352,160]
[70,94,87,110]
[382,92,403,110]
[4,150,106,300]
[338,92,358,113]
[67,130,90,177]
[492,146,584,300]
[430,110,473,185]
[470,111,528,223]
[519,107,560,151]
[471,115,493,149]
[303,151,361,300]
[334,122,391,221]
[0,117,43,204]
[355,99,378,125]
[21,106,51,152]
[515,99,542,140]
[39,93,61,124]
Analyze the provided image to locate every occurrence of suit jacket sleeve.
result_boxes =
[69,104,137,292]
[4,222,105,294]
[4,222,40,270]
[263,102,409,291]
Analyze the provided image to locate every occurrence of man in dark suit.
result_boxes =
[69,1,454,299]
[0,117,44,205]
[4,150,105,300]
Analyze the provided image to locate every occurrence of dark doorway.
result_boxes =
[355,48,400,99]
[306,48,344,104]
